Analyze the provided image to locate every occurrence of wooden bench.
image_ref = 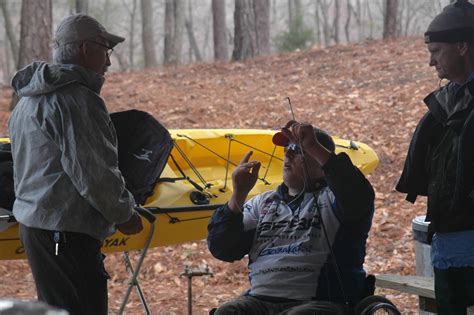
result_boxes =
[376,274,474,314]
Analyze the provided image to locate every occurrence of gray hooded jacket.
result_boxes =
[8,61,134,240]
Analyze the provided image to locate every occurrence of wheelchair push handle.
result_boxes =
[134,206,156,223]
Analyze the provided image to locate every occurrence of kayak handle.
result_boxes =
[134,206,156,223]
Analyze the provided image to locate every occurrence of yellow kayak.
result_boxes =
[0,129,378,260]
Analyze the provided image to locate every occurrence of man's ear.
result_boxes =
[77,42,92,65]
[458,42,469,56]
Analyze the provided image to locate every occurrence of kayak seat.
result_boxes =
[111,110,173,205]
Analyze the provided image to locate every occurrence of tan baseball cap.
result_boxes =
[54,14,125,48]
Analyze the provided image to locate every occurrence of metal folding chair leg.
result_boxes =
[118,207,156,315]
[122,251,151,314]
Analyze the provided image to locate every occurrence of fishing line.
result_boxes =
[284,97,348,305]
[286,97,296,121]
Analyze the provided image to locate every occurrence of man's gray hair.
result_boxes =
[53,42,82,64]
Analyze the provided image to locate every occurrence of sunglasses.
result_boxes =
[284,143,303,155]
[86,40,114,58]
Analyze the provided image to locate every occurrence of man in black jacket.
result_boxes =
[396,1,474,313]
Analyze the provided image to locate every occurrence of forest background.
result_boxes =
[0,0,459,314]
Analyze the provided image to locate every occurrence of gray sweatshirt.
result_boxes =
[8,61,134,240]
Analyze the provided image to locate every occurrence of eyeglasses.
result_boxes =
[86,40,114,58]
[284,143,303,155]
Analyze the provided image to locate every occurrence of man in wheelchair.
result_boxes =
[207,121,381,314]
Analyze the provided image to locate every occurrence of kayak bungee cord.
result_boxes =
[261,145,277,185]
[175,134,276,185]
[220,134,233,192]
[172,140,212,191]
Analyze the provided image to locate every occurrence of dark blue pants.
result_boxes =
[434,266,474,315]
[20,224,108,315]
[213,295,347,314]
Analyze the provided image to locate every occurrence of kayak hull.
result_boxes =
[0,129,378,260]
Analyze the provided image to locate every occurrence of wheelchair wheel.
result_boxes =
[354,295,401,315]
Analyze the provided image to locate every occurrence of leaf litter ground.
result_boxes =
[0,37,437,314]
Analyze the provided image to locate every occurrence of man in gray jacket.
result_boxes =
[8,14,143,315]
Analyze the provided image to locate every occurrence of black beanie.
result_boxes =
[314,128,335,153]
[425,0,474,43]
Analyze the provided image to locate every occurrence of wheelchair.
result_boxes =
[353,295,400,315]
[351,275,400,315]
[209,275,401,315]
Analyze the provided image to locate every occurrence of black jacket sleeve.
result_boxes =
[322,152,375,224]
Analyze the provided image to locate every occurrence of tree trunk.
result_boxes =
[185,11,202,62]
[212,0,228,60]
[295,0,302,17]
[344,0,352,43]
[253,0,270,55]
[75,0,88,14]
[164,0,174,64]
[402,0,423,36]
[289,0,303,27]
[128,0,137,69]
[3,38,13,83]
[317,0,331,47]
[351,0,363,41]
[103,0,111,27]
[271,0,277,33]
[232,0,256,60]
[232,0,269,60]
[383,0,399,39]
[314,0,321,45]
[366,0,374,39]
[288,0,293,26]
[0,0,19,67]
[11,0,52,110]
[332,0,340,44]
[169,0,185,64]
[141,0,158,68]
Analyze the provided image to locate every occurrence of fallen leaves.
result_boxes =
[0,36,436,314]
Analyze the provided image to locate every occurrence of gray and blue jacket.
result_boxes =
[8,61,134,240]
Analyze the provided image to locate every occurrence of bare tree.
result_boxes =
[399,0,427,36]
[141,0,158,68]
[171,0,185,64]
[314,0,322,45]
[212,0,228,60]
[317,0,332,46]
[333,0,340,43]
[164,0,174,64]
[3,37,13,83]
[289,0,302,25]
[75,0,88,14]
[11,0,52,110]
[233,0,256,60]
[253,0,270,55]
[288,0,293,26]
[163,0,185,65]
[347,0,363,41]
[186,0,202,61]
[365,0,374,39]
[0,0,18,66]
[383,0,399,39]
[344,0,352,43]
[123,0,138,69]
[232,0,270,60]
